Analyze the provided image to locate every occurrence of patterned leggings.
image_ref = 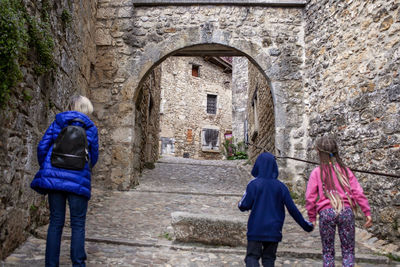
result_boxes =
[319,207,355,267]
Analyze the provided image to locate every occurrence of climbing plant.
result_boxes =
[61,9,72,30]
[28,17,55,75]
[30,0,55,75]
[223,138,248,160]
[0,0,55,108]
[0,0,28,107]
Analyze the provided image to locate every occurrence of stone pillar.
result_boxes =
[231,57,249,144]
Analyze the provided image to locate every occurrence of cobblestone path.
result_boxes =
[2,156,399,266]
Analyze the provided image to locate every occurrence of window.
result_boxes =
[202,128,219,150]
[192,65,199,77]
[160,137,175,155]
[207,94,217,114]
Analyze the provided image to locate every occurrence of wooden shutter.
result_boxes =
[203,129,219,148]
[207,95,217,114]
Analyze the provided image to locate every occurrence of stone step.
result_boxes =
[171,211,247,246]
[31,231,392,265]
[170,211,393,264]
[33,223,393,265]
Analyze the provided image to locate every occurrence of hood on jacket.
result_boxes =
[55,111,94,128]
[251,152,279,179]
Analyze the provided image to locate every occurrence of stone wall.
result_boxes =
[0,0,97,259]
[304,0,400,241]
[231,57,249,144]
[91,2,307,190]
[1,0,399,258]
[135,66,162,184]
[94,65,161,189]
[247,62,276,164]
[159,57,232,159]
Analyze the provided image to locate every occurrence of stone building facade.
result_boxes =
[0,0,97,259]
[159,56,232,159]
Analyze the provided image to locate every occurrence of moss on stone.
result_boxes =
[0,0,28,107]
[0,0,55,108]
[61,9,72,30]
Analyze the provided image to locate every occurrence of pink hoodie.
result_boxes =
[305,164,371,222]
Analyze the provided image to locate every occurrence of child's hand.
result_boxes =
[364,216,372,228]
[305,221,314,232]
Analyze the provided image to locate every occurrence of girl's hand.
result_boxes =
[364,216,372,228]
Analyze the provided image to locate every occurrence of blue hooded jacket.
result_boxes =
[238,152,313,242]
[31,111,99,199]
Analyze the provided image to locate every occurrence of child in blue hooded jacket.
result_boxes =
[238,152,313,267]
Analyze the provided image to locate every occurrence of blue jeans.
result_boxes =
[45,191,88,267]
[245,241,279,267]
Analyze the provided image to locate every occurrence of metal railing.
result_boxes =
[246,142,400,178]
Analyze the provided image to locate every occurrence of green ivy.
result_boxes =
[28,0,55,75]
[28,17,55,75]
[41,0,50,22]
[61,9,72,29]
[22,89,32,101]
[0,0,28,107]
[0,0,55,108]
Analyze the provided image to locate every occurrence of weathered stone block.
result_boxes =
[118,7,133,18]
[171,211,247,247]
[112,127,133,143]
[110,167,133,190]
[97,7,116,19]
[95,28,113,45]
[90,88,112,103]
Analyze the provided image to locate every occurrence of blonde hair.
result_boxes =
[70,95,93,115]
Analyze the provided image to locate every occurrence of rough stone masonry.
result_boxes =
[91,0,307,193]
[303,0,400,242]
[0,0,399,260]
[0,0,97,259]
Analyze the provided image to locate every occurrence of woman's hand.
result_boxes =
[364,216,372,228]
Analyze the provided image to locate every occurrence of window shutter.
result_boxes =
[202,128,219,149]
[207,95,217,114]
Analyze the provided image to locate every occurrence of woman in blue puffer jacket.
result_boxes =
[31,95,99,267]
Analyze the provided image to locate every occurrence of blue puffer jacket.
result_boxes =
[31,111,99,199]
[238,152,313,242]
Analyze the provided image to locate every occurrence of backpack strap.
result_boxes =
[69,118,87,129]
[71,118,90,164]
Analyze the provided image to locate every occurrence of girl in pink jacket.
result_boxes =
[305,136,372,267]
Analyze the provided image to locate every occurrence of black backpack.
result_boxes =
[51,118,89,170]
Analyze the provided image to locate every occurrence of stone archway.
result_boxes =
[91,4,308,190]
